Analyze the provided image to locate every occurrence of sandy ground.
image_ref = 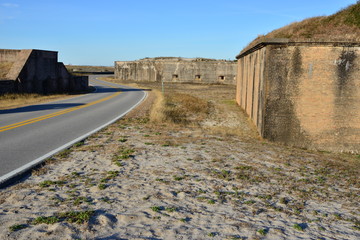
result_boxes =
[0,83,359,240]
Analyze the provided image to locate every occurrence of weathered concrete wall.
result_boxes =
[236,40,360,153]
[0,49,21,62]
[0,81,14,94]
[115,57,237,85]
[0,49,88,94]
[236,47,266,135]
[16,50,59,93]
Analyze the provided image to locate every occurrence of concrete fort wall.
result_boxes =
[236,39,360,153]
[17,50,59,93]
[115,58,237,85]
[0,49,88,94]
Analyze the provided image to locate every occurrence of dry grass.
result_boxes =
[104,77,259,139]
[159,93,211,125]
[65,65,114,75]
[0,62,14,78]
[245,2,360,51]
[0,93,76,110]
[149,90,166,123]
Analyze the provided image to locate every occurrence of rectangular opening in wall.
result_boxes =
[218,75,225,81]
[172,74,178,80]
[195,75,201,80]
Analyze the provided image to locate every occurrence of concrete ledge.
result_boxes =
[236,38,360,59]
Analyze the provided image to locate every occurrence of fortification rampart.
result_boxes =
[115,57,237,85]
[0,49,88,94]
[236,39,360,153]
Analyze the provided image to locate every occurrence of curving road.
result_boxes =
[0,76,147,186]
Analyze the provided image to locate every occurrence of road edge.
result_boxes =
[0,85,148,188]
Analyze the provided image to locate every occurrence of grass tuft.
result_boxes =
[58,210,95,224]
[292,223,305,231]
[257,228,268,235]
[32,216,60,225]
[9,224,28,232]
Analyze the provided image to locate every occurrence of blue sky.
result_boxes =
[0,0,357,66]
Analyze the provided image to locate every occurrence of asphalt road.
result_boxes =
[0,76,147,186]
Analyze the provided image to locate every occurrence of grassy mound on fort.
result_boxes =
[248,2,360,48]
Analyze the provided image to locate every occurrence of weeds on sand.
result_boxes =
[173,175,185,181]
[244,200,256,205]
[73,196,92,206]
[197,196,208,202]
[155,178,170,184]
[292,223,305,231]
[113,147,135,160]
[279,197,289,205]
[29,210,95,225]
[143,195,151,200]
[212,169,232,181]
[39,180,66,188]
[71,171,81,177]
[9,224,28,232]
[179,217,191,223]
[208,232,216,237]
[73,140,85,148]
[165,207,177,213]
[150,206,177,214]
[101,170,119,183]
[112,147,135,166]
[257,228,268,236]
[59,210,95,224]
[150,206,163,212]
[227,236,244,240]
[32,216,60,225]
[100,197,112,203]
[352,225,360,231]
[56,148,72,159]
[118,137,128,143]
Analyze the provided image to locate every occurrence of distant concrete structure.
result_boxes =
[115,57,237,85]
[0,49,88,94]
[236,39,360,153]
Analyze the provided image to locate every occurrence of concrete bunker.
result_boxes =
[0,49,88,94]
[236,39,360,153]
[115,57,237,85]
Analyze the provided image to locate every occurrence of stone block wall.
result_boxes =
[115,57,237,85]
[236,40,360,153]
